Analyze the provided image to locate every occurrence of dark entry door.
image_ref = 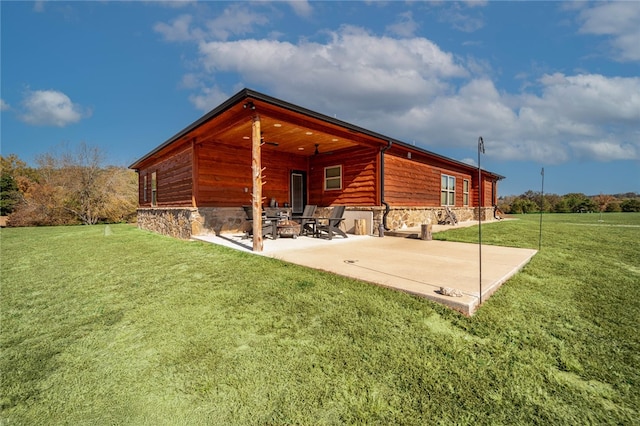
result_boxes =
[290,171,306,215]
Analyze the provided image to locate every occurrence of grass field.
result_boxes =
[1,213,639,424]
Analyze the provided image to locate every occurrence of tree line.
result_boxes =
[498,190,640,214]
[2,145,638,226]
[1,144,138,227]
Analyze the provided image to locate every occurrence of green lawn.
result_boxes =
[1,213,639,425]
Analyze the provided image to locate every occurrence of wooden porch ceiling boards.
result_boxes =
[129,88,392,170]
[192,98,386,157]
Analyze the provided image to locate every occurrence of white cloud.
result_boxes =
[578,2,640,62]
[154,5,269,42]
[0,99,9,111]
[195,26,467,116]
[180,73,201,89]
[188,85,230,112]
[20,89,90,127]
[569,140,638,162]
[386,11,419,37]
[154,14,200,42]
[158,0,197,8]
[462,1,488,8]
[535,73,640,125]
[460,157,477,167]
[437,3,485,33]
[156,6,638,166]
[33,1,45,13]
[350,72,639,165]
[205,4,269,41]
[287,0,312,18]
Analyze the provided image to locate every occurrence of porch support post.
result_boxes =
[252,114,263,252]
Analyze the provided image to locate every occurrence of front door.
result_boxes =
[290,171,306,215]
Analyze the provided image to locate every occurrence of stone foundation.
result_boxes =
[137,208,199,240]
[345,206,496,236]
[137,205,497,239]
[137,207,250,239]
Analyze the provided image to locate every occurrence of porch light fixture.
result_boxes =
[305,131,313,135]
[243,101,255,110]
[314,144,320,155]
[273,123,282,127]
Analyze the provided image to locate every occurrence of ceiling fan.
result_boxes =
[261,132,279,147]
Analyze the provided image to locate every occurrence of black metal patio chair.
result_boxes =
[315,205,348,240]
[295,204,317,236]
[242,205,277,239]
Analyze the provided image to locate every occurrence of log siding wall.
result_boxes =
[196,142,307,207]
[384,154,474,207]
[308,147,378,206]
[138,144,193,208]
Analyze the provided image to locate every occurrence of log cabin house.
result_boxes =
[129,88,504,245]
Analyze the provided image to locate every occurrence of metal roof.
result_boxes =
[129,88,505,180]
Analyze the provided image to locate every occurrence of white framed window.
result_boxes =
[463,179,469,206]
[441,174,455,206]
[324,165,342,190]
[143,175,148,203]
[151,172,157,206]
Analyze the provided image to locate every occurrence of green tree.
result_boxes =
[510,198,538,214]
[543,194,561,213]
[497,195,516,214]
[621,198,640,212]
[563,193,596,213]
[0,171,18,215]
[605,201,621,212]
[552,198,569,213]
[0,155,38,216]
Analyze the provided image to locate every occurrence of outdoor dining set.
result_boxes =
[243,205,348,240]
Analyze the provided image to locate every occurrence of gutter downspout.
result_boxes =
[380,140,393,232]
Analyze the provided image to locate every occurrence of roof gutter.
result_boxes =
[380,140,393,232]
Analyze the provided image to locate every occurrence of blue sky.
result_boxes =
[1,1,639,196]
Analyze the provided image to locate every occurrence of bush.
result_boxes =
[605,202,622,212]
[621,199,640,212]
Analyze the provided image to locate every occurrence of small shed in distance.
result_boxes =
[129,88,503,239]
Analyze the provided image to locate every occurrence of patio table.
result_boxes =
[266,211,292,239]
[297,216,320,237]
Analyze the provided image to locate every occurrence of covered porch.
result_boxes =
[131,89,503,247]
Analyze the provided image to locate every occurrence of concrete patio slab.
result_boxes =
[193,230,537,315]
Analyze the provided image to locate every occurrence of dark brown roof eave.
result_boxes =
[129,89,253,169]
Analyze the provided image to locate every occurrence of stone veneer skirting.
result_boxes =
[137,206,497,239]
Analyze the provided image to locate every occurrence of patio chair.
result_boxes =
[445,206,458,225]
[315,205,348,240]
[296,204,317,236]
[438,207,458,225]
[242,205,277,239]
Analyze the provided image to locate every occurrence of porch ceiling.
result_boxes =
[192,98,387,157]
